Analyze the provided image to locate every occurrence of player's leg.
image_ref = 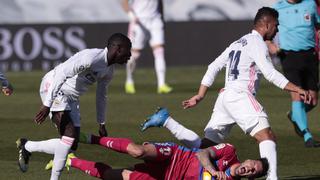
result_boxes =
[224,89,278,180]
[68,155,126,180]
[45,101,80,171]
[49,111,75,180]
[141,107,202,148]
[252,127,277,180]
[202,90,234,148]
[149,18,172,94]
[17,138,61,172]
[281,51,318,146]
[125,21,145,94]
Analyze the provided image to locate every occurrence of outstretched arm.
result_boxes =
[182,85,208,109]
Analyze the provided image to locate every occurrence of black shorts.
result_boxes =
[280,48,319,91]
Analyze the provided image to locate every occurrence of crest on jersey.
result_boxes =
[159,147,172,156]
[304,13,311,22]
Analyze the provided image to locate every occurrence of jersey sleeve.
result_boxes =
[250,38,289,89]
[95,74,112,124]
[201,47,230,87]
[210,143,236,159]
[43,50,92,107]
[0,71,9,88]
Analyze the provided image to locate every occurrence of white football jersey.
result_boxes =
[129,0,161,19]
[201,30,289,95]
[43,48,114,123]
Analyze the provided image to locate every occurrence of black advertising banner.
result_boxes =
[0,21,252,71]
[0,23,127,71]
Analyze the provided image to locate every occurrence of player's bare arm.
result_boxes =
[182,84,208,109]
[195,148,217,175]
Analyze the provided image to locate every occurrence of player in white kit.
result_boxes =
[16,33,132,180]
[141,7,312,180]
[0,71,13,96]
[122,0,172,94]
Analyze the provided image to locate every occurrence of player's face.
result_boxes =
[116,44,132,64]
[265,18,278,41]
[235,159,263,177]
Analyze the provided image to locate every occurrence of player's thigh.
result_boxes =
[148,18,164,47]
[225,90,269,135]
[204,92,235,143]
[128,21,147,50]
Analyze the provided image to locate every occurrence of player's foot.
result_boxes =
[125,82,136,94]
[79,132,91,144]
[141,107,170,131]
[16,138,31,172]
[287,111,303,137]
[44,159,53,170]
[45,153,76,171]
[158,84,172,94]
[305,138,320,148]
[65,153,76,171]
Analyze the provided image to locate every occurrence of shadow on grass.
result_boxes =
[282,175,320,180]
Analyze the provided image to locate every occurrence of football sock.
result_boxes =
[50,136,74,180]
[164,117,201,148]
[259,140,277,180]
[126,51,140,84]
[153,47,166,87]
[91,135,132,153]
[71,157,111,178]
[25,138,60,154]
[291,101,312,141]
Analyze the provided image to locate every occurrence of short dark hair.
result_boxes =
[255,158,270,178]
[107,33,131,48]
[254,7,278,25]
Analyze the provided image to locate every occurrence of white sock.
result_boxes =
[259,140,278,180]
[25,139,60,154]
[153,47,166,87]
[126,51,140,84]
[50,136,74,180]
[164,117,201,148]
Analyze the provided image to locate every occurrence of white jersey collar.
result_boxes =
[251,30,264,41]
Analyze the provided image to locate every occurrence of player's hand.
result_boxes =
[99,124,108,137]
[182,95,202,109]
[299,89,312,104]
[2,85,13,96]
[34,105,50,124]
[212,171,227,180]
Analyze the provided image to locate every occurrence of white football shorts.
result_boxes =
[128,17,164,49]
[39,72,81,127]
[204,88,270,143]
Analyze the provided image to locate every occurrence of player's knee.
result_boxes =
[254,128,276,143]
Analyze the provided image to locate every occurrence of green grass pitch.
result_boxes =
[0,66,319,179]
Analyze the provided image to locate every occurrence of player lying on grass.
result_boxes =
[25,134,269,180]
